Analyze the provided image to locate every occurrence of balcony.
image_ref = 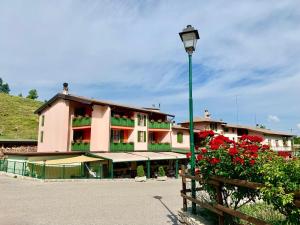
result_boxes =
[148,143,171,151]
[72,117,91,127]
[110,142,134,152]
[111,117,134,127]
[148,121,170,129]
[71,142,90,151]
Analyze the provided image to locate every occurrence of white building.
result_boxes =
[173,110,294,154]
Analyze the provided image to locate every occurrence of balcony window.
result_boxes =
[111,130,125,143]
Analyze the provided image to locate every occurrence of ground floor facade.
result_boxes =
[1,151,187,180]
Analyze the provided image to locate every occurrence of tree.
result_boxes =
[0,77,10,94]
[18,93,23,97]
[26,89,38,100]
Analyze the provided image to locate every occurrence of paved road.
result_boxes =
[0,176,183,225]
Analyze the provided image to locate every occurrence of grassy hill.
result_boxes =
[0,93,43,140]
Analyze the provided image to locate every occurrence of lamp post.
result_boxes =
[179,25,200,215]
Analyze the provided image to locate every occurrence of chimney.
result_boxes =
[204,109,211,119]
[62,83,69,95]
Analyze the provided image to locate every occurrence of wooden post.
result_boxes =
[216,182,224,225]
[181,165,187,211]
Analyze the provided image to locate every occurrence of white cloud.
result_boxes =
[268,115,280,123]
[297,124,300,130]
[0,1,299,134]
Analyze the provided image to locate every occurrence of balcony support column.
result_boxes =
[147,160,150,178]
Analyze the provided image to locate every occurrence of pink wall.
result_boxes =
[37,99,70,152]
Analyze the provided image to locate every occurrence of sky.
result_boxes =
[0,1,300,135]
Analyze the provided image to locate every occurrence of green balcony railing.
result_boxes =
[148,143,171,151]
[148,121,170,129]
[71,142,90,151]
[72,117,91,127]
[111,117,135,127]
[110,142,134,152]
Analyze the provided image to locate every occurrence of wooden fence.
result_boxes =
[180,165,300,225]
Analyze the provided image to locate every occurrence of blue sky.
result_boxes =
[1,1,300,134]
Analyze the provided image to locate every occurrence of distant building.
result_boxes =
[177,110,295,155]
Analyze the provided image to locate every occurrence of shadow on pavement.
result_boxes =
[153,195,180,225]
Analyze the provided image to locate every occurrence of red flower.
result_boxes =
[210,157,221,165]
[186,152,191,159]
[240,135,263,143]
[201,148,208,154]
[198,130,215,139]
[209,135,231,150]
[228,147,238,156]
[197,154,204,161]
[249,159,255,166]
[247,144,259,153]
[233,157,244,165]
[262,145,270,150]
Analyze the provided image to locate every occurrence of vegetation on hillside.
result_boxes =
[0,93,42,140]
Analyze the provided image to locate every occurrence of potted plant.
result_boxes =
[157,166,167,181]
[135,165,146,182]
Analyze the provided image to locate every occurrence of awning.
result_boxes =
[91,152,186,163]
[31,155,104,165]
[131,152,186,160]
[91,153,147,163]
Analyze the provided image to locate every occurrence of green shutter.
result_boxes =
[144,131,146,142]
[177,132,183,143]
[144,116,146,126]
[138,131,141,142]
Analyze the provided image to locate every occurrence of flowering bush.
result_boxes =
[190,131,300,224]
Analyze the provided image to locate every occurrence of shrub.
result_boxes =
[158,166,165,177]
[193,132,280,224]
[137,165,145,177]
[260,157,300,224]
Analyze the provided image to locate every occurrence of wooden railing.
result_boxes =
[180,165,300,225]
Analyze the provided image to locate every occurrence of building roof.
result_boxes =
[179,117,226,125]
[35,93,174,117]
[0,139,37,145]
[172,125,190,130]
[224,124,294,137]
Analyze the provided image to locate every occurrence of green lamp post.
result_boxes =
[179,25,200,214]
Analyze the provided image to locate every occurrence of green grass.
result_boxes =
[0,93,43,140]
[239,202,288,225]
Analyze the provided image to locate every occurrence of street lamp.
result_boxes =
[179,25,200,215]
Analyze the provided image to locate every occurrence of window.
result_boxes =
[40,131,44,143]
[111,130,124,143]
[137,114,147,126]
[210,123,218,131]
[41,115,45,127]
[283,137,288,147]
[232,128,236,133]
[138,131,146,142]
[224,127,229,132]
[177,132,183,143]
[275,140,279,147]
